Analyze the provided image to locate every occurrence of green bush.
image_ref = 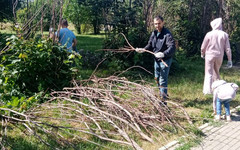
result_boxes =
[0,35,82,109]
[102,26,153,72]
[102,26,182,75]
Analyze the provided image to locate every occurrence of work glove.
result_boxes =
[201,54,205,59]
[154,52,164,58]
[135,48,145,53]
[49,28,53,33]
[227,61,232,68]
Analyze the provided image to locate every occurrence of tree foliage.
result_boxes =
[6,0,239,57]
[0,35,82,109]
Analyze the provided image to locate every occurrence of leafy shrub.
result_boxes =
[0,33,8,49]
[78,49,105,69]
[102,26,154,72]
[102,26,183,76]
[0,35,82,109]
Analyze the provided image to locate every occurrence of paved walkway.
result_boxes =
[191,107,240,150]
[159,106,240,150]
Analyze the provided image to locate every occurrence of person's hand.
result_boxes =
[49,28,53,33]
[135,48,145,53]
[201,54,205,59]
[227,61,232,68]
[154,52,164,58]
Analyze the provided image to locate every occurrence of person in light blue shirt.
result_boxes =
[58,19,77,52]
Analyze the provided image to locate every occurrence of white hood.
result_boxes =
[210,18,222,30]
[212,80,226,90]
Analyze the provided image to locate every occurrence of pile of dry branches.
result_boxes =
[0,76,193,150]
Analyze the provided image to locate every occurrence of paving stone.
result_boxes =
[159,105,240,150]
[230,144,240,150]
[221,144,231,150]
[190,108,240,150]
[227,139,238,147]
[202,126,214,133]
[205,140,222,149]
[214,142,227,149]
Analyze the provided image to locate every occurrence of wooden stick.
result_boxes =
[119,33,168,67]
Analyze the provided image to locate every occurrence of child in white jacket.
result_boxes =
[212,80,238,121]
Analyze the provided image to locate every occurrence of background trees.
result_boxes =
[1,0,240,65]
[4,0,239,52]
[1,1,240,149]
[1,0,240,85]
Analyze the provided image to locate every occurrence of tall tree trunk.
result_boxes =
[12,0,18,23]
[143,0,155,31]
[188,0,193,21]
[77,20,81,34]
[41,8,43,36]
[218,0,223,17]
[235,42,240,64]
[58,0,63,30]
[93,19,100,34]
[51,0,56,43]
[201,0,209,33]
[225,0,231,33]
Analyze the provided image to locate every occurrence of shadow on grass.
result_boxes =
[182,98,240,112]
[2,131,130,150]
[3,136,41,150]
[2,135,114,150]
[183,98,212,108]
[231,100,240,109]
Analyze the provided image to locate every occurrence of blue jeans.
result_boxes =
[154,58,172,99]
[216,98,231,116]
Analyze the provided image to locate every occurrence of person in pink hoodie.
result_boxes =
[212,80,238,121]
[201,18,232,95]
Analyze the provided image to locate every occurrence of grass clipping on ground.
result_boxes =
[1,76,195,150]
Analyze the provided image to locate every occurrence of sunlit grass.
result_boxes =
[1,28,240,149]
[0,29,16,34]
[0,25,106,52]
[168,58,240,126]
[76,33,106,51]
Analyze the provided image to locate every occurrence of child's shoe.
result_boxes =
[226,115,231,122]
[214,115,221,121]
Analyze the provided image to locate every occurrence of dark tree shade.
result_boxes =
[0,0,13,21]
[0,0,24,22]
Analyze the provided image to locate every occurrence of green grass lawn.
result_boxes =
[168,58,240,126]
[0,28,106,52]
[1,29,240,149]
[76,33,106,51]
[3,28,239,123]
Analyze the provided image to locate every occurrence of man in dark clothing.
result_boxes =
[136,15,176,103]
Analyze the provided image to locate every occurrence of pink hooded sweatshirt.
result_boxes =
[201,18,232,94]
[201,18,231,59]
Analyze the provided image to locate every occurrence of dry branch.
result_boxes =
[101,33,168,67]
[0,76,194,149]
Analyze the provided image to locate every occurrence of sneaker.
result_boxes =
[226,115,231,122]
[214,115,221,121]
[222,115,226,120]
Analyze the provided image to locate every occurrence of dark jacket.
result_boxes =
[144,27,176,61]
